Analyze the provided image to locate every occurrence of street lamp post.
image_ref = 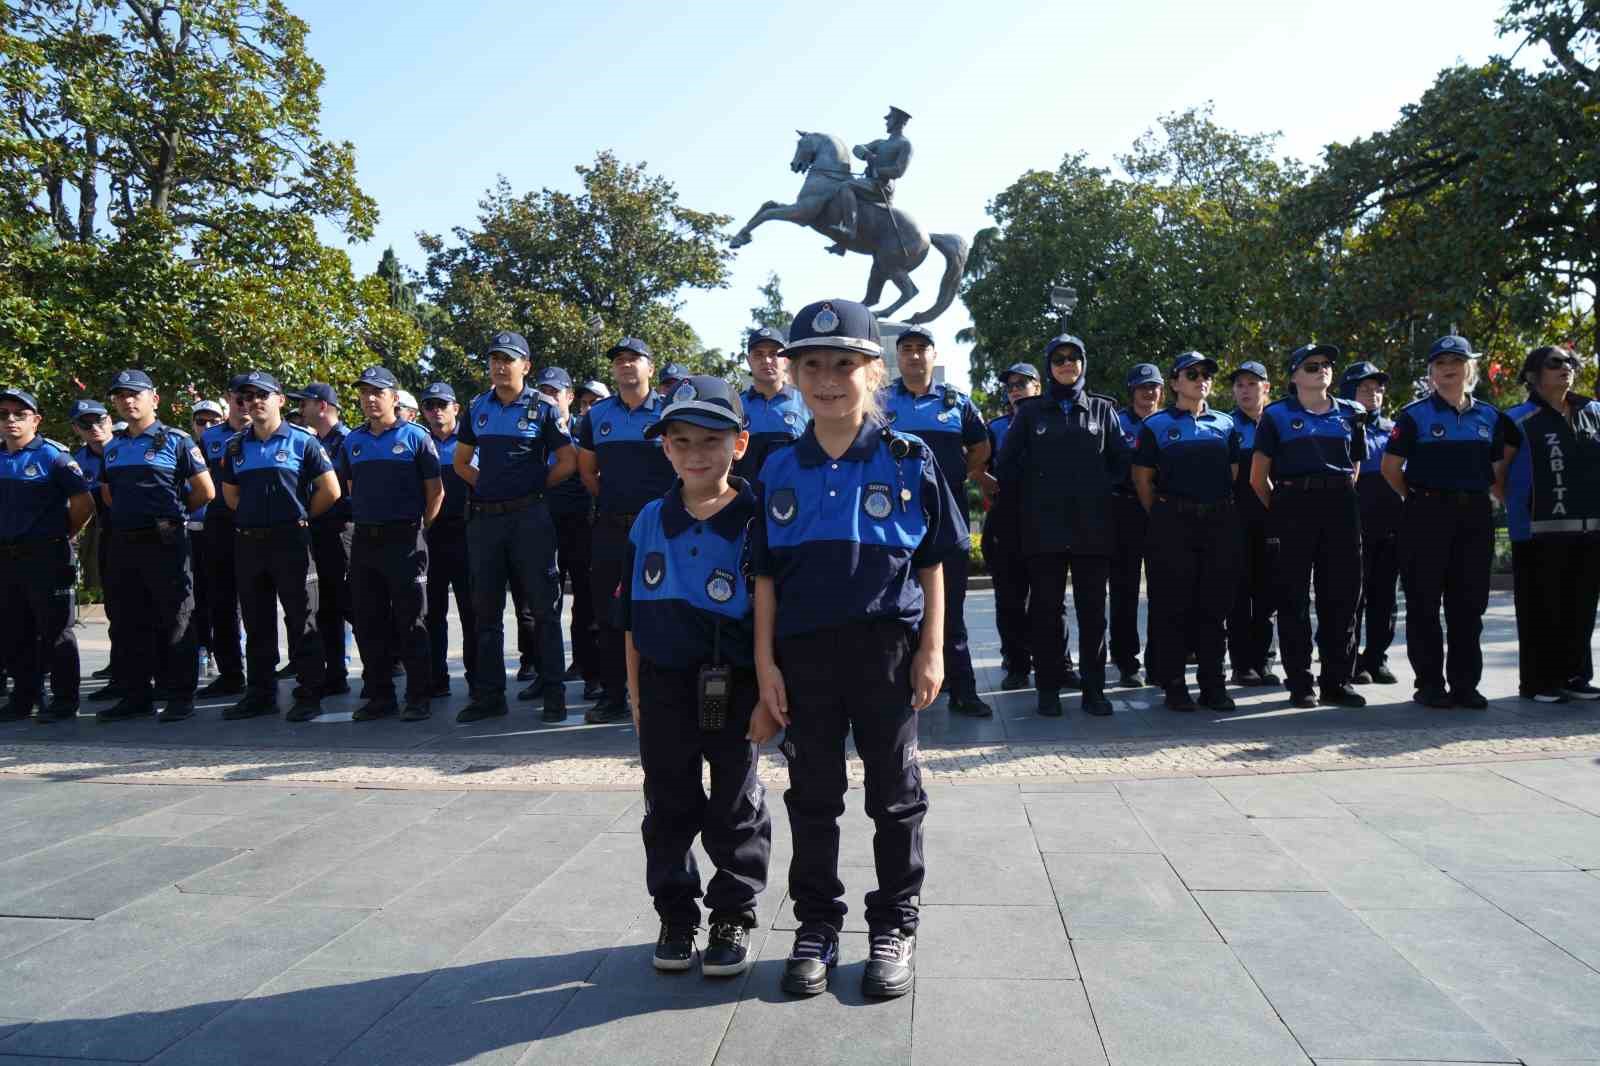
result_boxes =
[1049,285,1079,332]
[585,313,604,377]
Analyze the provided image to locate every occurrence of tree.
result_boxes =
[747,271,792,340]
[419,153,732,393]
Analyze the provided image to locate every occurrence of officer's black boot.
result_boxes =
[97,692,155,722]
[781,925,839,996]
[1081,689,1113,716]
[514,679,543,702]
[87,683,125,703]
[285,696,323,723]
[1452,688,1489,710]
[584,694,631,724]
[399,700,431,722]
[703,918,753,977]
[1199,686,1236,712]
[949,691,993,718]
[1320,683,1367,708]
[1116,664,1144,689]
[1369,661,1398,685]
[1414,686,1453,708]
[1060,666,1083,691]
[456,692,508,724]
[1164,683,1196,712]
[1036,689,1063,717]
[352,696,398,722]
[541,690,567,724]
[39,697,79,723]
[158,697,194,723]
[999,664,1030,691]
[197,675,245,698]
[0,693,35,722]
[862,927,916,999]
[653,922,697,972]
[223,691,277,721]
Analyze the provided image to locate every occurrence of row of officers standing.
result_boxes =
[1,328,1597,725]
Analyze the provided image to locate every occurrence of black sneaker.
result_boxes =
[781,926,838,996]
[582,680,607,701]
[948,692,993,718]
[158,698,194,723]
[223,693,277,720]
[1061,668,1083,691]
[1370,663,1398,685]
[1414,687,1453,709]
[515,680,546,702]
[653,922,697,972]
[584,698,631,724]
[1116,667,1144,689]
[1521,688,1568,704]
[96,697,154,722]
[90,665,115,680]
[1562,680,1600,701]
[563,662,583,682]
[702,921,752,977]
[541,697,567,723]
[862,928,916,999]
[352,698,398,722]
[516,663,538,683]
[1289,690,1317,709]
[1350,669,1374,685]
[197,675,245,698]
[999,668,1030,691]
[1199,687,1236,712]
[1164,684,1196,712]
[1037,690,1062,717]
[285,698,323,722]
[275,664,298,680]
[1453,689,1489,710]
[1321,684,1367,708]
[38,698,78,722]
[399,702,431,722]
[456,696,508,723]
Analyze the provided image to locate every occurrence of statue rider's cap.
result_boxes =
[887,106,912,124]
[786,299,882,359]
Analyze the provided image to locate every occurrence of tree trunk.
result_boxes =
[77,129,99,242]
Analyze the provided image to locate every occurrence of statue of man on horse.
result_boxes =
[729,107,968,326]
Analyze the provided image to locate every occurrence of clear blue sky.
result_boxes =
[296,0,1511,389]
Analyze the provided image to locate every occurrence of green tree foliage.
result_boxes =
[748,271,792,337]
[418,153,732,394]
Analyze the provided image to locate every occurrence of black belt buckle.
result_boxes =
[697,665,732,731]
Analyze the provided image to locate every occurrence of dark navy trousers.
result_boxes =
[1227,509,1277,675]
[349,525,429,705]
[310,519,352,688]
[235,525,323,696]
[1400,492,1493,695]
[106,525,198,701]
[425,518,477,690]
[0,539,79,707]
[1354,522,1400,671]
[1108,492,1148,675]
[202,511,244,682]
[466,503,562,701]
[1144,499,1241,690]
[1270,484,1362,693]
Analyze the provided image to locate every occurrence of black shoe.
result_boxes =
[1199,687,1236,712]
[1082,691,1114,716]
[1230,669,1263,686]
[39,698,78,722]
[862,928,915,999]
[0,697,34,722]
[223,693,277,721]
[97,696,154,722]
[563,662,583,682]
[158,698,195,723]
[1350,669,1374,685]
[582,680,607,701]
[515,680,546,702]
[1258,671,1283,687]
[1060,668,1083,691]
[541,698,567,723]
[653,922,697,972]
[1289,690,1318,709]
[1414,687,1454,709]
[702,921,752,977]
[516,663,538,683]
[584,698,631,724]
[1164,684,1196,712]
[456,696,508,724]
[781,926,839,996]
[285,699,323,722]
[197,675,245,698]
[999,669,1030,691]
[1561,680,1600,701]
[352,698,397,722]
[1370,663,1398,685]
[90,665,115,680]
[320,679,351,697]
[275,664,298,680]
[1115,667,1144,689]
[1321,684,1367,708]
[429,680,450,699]
[1037,690,1063,717]
[1453,689,1489,710]
[1520,687,1568,704]
[948,692,993,718]
[87,684,126,703]
[399,702,431,722]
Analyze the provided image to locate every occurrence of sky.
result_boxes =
[293,0,1514,390]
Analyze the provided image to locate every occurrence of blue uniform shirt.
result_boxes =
[546,412,591,517]
[0,437,89,540]
[337,419,441,524]
[1115,408,1147,491]
[199,421,241,486]
[619,479,757,668]
[316,424,352,523]
[735,385,811,482]
[430,429,472,522]
[751,418,966,639]
[880,381,987,515]
[457,386,570,502]
[1134,406,1239,503]
[219,422,334,528]
[74,442,109,519]
[102,422,205,530]
[576,391,675,515]
[1253,395,1368,478]
[1388,393,1512,492]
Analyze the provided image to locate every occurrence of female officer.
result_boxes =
[1339,362,1401,686]
[1133,352,1240,712]
[1249,344,1369,709]
[994,335,1127,718]
[1225,361,1279,686]
[1500,346,1599,703]
[749,298,964,1001]
[1381,335,1516,709]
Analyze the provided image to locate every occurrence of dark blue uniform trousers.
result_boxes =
[981,503,1030,672]
[1270,484,1362,693]
[942,549,978,698]
[0,539,79,708]
[1109,492,1148,674]
[1399,492,1493,695]
[466,503,563,700]
[1354,520,1400,672]
[235,525,324,696]
[203,511,245,682]
[107,525,198,702]
[1512,537,1600,694]
[1227,509,1277,675]
[779,619,926,934]
[349,525,429,705]
[1145,499,1241,690]
[1026,553,1109,694]
[521,510,596,680]
[425,518,477,689]
[637,658,771,926]
[311,519,353,687]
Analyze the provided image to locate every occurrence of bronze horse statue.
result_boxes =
[729,131,969,324]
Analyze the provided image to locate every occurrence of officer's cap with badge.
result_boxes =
[1044,334,1086,362]
[1228,360,1270,384]
[644,376,746,438]
[192,400,225,418]
[1002,362,1041,386]
[1169,351,1220,378]
[1125,363,1162,389]
[895,324,936,349]
[109,369,155,395]
[0,386,39,412]
[747,327,787,354]
[535,367,572,391]
[1339,361,1390,389]
[69,398,108,421]
[396,389,419,412]
[297,383,340,408]
[421,382,457,405]
[355,366,400,391]
[577,380,611,400]
[785,299,883,359]
[486,331,531,362]
[607,337,653,362]
[1286,342,1340,375]
[1427,334,1477,363]
[660,362,691,385]
[235,370,283,395]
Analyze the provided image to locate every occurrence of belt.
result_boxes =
[469,492,542,517]
[112,521,183,542]
[1275,476,1353,491]
[598,510,639,528]
[0,536,67,558]
[429,515,467,532]
[236,521,309,539]
[354,520,421,540]
[1408,486,1488,502]
[1156,495,1234,515]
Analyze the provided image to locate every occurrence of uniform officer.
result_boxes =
[980,362,1050,690]
[881,325,992,717]
[1340,362,1401,686]
[195,384,250,697]
[734,327,810,482]
[187,400,225,679]
[0,388,93,722]
[98,369,214,723]
[658,362,691,398]
[420,382,477,698]
[1249,344,1368,709]
[298,383,353,697]
[452,332,575,724]
[1225,361,1280,686]
[1111,363,1163,688]
[577,338,676,723]
[396,390,419,423]
[748,298,965,1000]
[1503,346,1600,703]
[69,400,120,691]
[340,366,443,720]
[1382,335,1515,709]
[1132,353,1241,711]
[576,380,610,416]
[994,334,1127,717]
[218,372,340,722]
[619,376,772,977]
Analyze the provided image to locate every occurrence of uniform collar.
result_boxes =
[744,384,795,404]
[321,423,346,443]
[1427,392,1476,415]
[431,427,458,444]
[618,390,663,415]
[489,385,535,409]
[124,420,166,442]
[660,477,756,539]
[793,417,884,467]
[894,379,937,399]
[1163,402,1212,421]
[1283,394,1337,416]
[247,421,292,444]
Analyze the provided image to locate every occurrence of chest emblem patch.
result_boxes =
[143,450,157,461]
[642,551,665,590]
[863,482,893,520]
[1290,418,1305,432]
[477,414,488,428]
[392,444,406,455]
[210,441,222,454]
[1476,424,1490,440]
[706,568,736,603]
[351,444,363,457]
[1167,427,1182,441]
[784,412,798,426]
[517,419,528,431]
[1035,423,1047,435]
[275,449,290,463]
[1431,424,1446,438]
[768,487,798,526]
[23,463,40,478]
[599,421,613,437]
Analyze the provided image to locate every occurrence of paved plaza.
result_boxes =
[0,589,1596,1063]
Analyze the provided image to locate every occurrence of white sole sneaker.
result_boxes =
[701,954,752,977]
[653,953,695,972]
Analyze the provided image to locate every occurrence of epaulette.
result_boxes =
[40,436,69,453]
[287,422,314,436]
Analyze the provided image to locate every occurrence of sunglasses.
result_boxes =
[237,389,272,402]
[193,417,222,428]
[1181,368,1215,382]
[1298,360,1333,374]
[75,417,107,429]
[421,400,452,412]
[1049,351,1084,366]
[1544,355,1579,371]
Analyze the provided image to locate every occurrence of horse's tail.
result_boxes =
[908,232,970,325]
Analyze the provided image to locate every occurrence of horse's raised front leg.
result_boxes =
[730,202,810,248]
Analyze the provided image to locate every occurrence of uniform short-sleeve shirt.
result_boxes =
[457,386,571,502]
[102,422,205,529]
[735,385,811,483]
[880,381,988,514]
[1387,393,1514,492]
[219,423,334,528]
[575,392,676,515]
[337,419,441,524]
[1253,395,1368,478]
[0,437,89,540]
[1134,406,1238,503]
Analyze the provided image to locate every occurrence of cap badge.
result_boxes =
[863,483,893,520]
[673,381,697,403]
[248,372,261,383]
[706,569,736,603]
[812,304,839,334]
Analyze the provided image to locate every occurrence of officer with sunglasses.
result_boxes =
[1111,363,1163,688]
[1225,361,1280,687]
[1339,362,1402,687]
[1249,344,1369,709]
[68,400,121,692]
